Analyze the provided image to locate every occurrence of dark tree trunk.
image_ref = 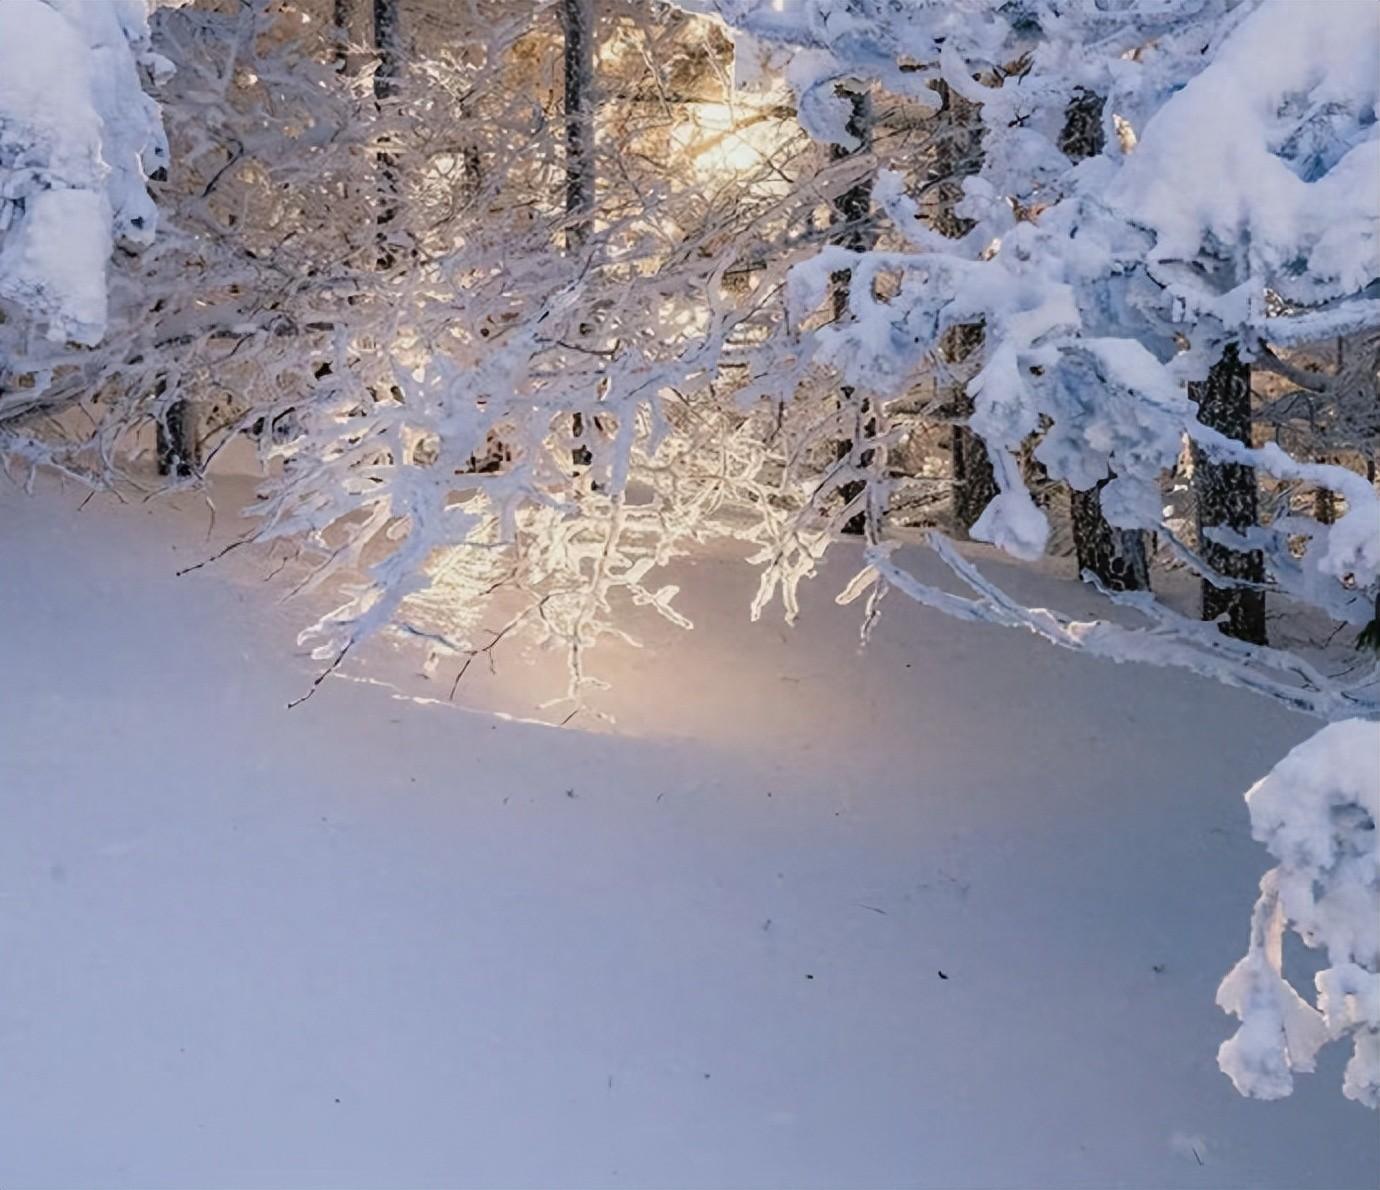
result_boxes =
[333,0,352,70]
[1070,485,1150,590]
[947,322,998,531]
[156,390,198,479]
[373,0,401,269]
[562,0,596,467]
[1313,486,1336,524]
[562,0,595,252]
[930,81,996,532]
[830,87,874,537]
[1191,344,1267,644]
[460,107,483,205]
[1060,89,1150,590]
[1313,461,1336,524]
[1058,89,1104,162]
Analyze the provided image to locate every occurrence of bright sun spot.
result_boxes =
[672,102,774,180]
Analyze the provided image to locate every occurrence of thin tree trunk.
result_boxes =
[1060,89,1150,590]
[1313,339,1343,524]
[1191,343,1267,643]
[562,0,596,467]
[373,0,401,270]
[930,81,996,532]
[562,0,595,252]
[830,87,874,537]
[333,0,352,71]
[460,103,483,205]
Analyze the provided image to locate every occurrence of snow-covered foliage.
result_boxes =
[703,0,1380,703]
[1218,719,1380,1109]
[1,0,825,705]
[1,0,1372,711]
[8,0,1373,724]
[0,0,167,346]
[237,2,823,704]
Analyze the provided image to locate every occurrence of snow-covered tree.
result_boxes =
[14,0,831,708]
[0,0,167,466]
[1057,87,1149,593]
[710,0,1377,665]
[702,0,1380,1105]
[0,0,166,343]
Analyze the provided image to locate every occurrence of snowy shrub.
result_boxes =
[1218,719,1380,1109]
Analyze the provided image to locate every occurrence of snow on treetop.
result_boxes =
[1107,0,1380,312]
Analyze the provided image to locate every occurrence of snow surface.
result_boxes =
[2,477,1377,1189]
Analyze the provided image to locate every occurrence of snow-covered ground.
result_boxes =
[2,478,1376,1189]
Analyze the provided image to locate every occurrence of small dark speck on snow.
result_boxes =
[937,970,949,980]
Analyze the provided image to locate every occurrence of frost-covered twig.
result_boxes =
[846,535,1380,722]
